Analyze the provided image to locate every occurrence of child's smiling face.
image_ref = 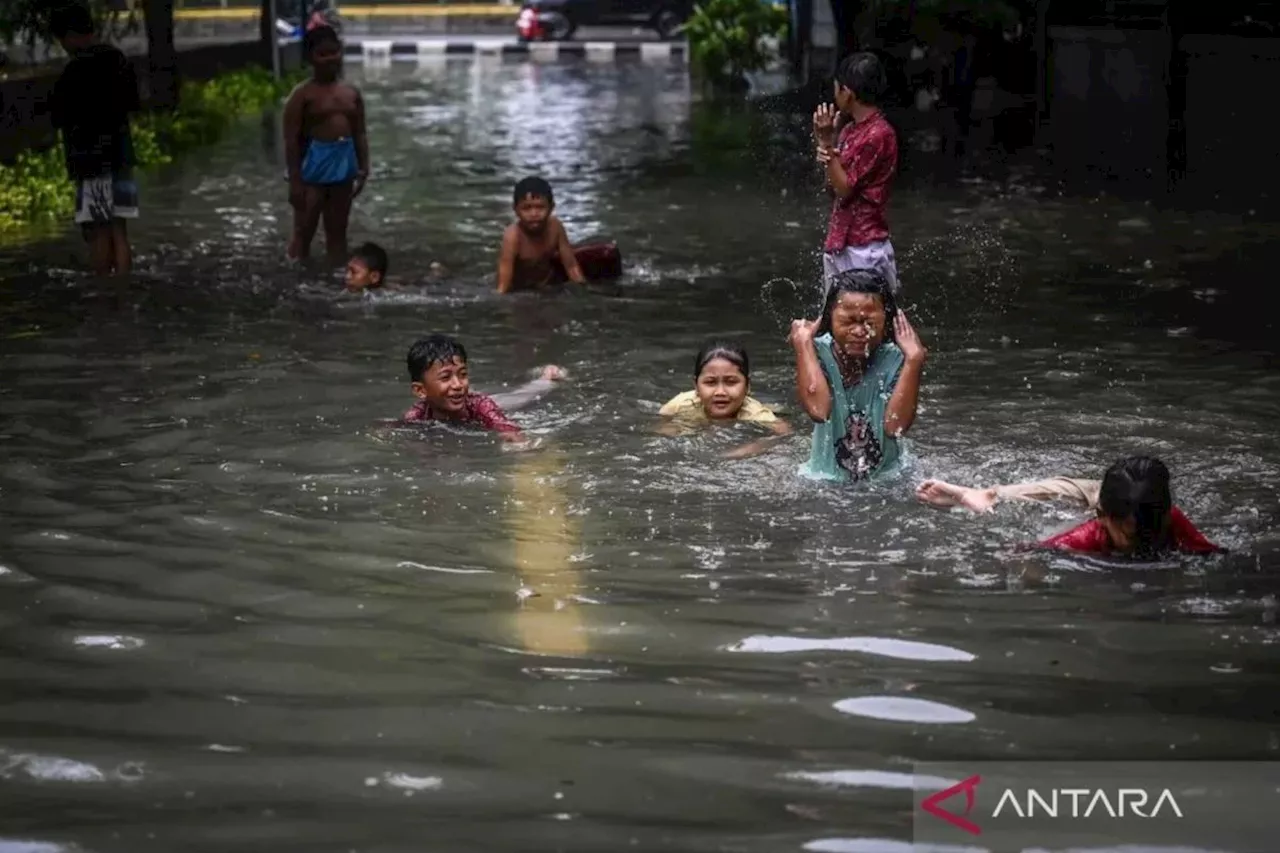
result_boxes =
[412,357,470,415]
[830,292,887,360]
[695,357,749,420]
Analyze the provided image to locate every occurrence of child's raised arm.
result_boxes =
[496,226,518,293]
[883,312,927,436]
[790,320,832,421]
[555,220,586,284]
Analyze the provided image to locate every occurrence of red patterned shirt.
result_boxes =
[824,110,898,252]
[401,393,521,434]
[1037,507,1218,555]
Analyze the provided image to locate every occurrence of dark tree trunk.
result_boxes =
[144,0,177,109]
[1164,0,1186,189]
[829,0,859,62]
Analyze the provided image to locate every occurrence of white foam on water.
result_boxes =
[727,634,975,662]
[832,696,976,724]
[786,769,958,791]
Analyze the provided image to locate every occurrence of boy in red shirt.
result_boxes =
[813,52,900,295]
[401,335,564,441]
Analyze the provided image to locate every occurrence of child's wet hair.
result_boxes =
[816,268,898,340]
[694,340,749,380]
[1098,455,1174,557]
[304,24,341,56]
[835,52,887,106]
[407,335,467,381]
[48,0,94,37]
[352,242,388,277]
[513,176,554,206]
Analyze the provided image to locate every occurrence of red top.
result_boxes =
[1037,507,1218,555]
[402,393,520,434]
[824,111,898,252]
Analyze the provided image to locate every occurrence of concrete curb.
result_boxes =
[344,40,687,60]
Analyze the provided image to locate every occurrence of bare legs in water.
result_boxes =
[288,182,354,265]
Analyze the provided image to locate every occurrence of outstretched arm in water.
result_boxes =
[916,477,1101,514]
[491,365,567,412]
[723,419,794,460]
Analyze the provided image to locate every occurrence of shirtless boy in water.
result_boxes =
[283,25,369,264]
[497,177,586,294]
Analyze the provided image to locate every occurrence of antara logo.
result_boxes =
[921,775,1185,836]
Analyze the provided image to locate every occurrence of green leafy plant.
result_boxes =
[0,66,293,233]
[685,0,789,93]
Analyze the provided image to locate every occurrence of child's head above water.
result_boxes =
[692,340,751,420]
[407,334,470,415]
[346,242,388,290]
[1096,455,1174,557]
[304,24,342,80]
[833,51,886,114]
[817,269,898,361]
[512,176,554,236]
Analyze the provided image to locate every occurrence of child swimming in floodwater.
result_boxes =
[284,25,369,264]
[658,340,792,459]
[400,334,565,442]
[790,269,926,482]
[345,242,448,292]
[345,242,388,291]
[497,177,586,294]
[916,455,1220,557]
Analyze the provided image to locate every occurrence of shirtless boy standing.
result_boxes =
[283,25,369,263]
[496,177,586,294]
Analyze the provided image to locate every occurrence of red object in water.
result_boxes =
[570,240,623,281]
[517,7,543,40]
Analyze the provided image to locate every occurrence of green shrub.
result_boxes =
[685,0,789,93]
[0,66,292,234]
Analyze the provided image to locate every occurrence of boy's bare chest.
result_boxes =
[304,88,357,123]
[515,232,556,260]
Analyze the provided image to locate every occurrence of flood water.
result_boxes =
[2,56,1279,852]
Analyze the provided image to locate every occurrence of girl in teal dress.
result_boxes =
[790,269,927,481]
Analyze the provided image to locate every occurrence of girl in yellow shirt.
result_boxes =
[658,341,792,458]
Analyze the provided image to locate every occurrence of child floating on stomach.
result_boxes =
[658,340,792,459]
[790,269,927,482]
[400,334,565,442]
[497,176,622,294]
[345,243,448,292]
[916,455,1221,557]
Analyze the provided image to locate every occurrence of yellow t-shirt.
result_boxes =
[658,390,778,424]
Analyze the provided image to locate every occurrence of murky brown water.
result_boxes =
[1,56,1279,853]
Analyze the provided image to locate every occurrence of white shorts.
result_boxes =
[822,239,899,295]
[74,171,139,229]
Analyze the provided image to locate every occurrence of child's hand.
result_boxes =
[815,144,834,166]
[894,312,928,365]
[788,318,818,349]
[539,365,567,381]
[812,104,838,147]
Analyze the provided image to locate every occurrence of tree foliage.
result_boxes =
[0,0,139,54]
[685,0,790,92]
